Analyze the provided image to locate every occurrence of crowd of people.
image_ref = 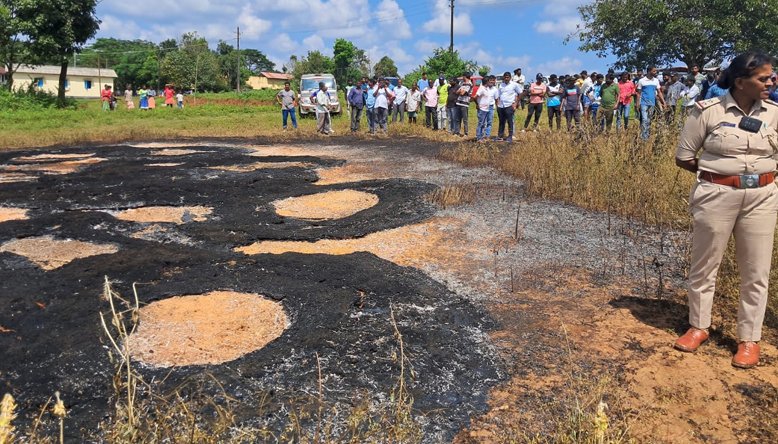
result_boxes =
[278,64,778,141]
[101,85,185,111]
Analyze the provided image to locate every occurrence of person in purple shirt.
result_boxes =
[347,82,365,133]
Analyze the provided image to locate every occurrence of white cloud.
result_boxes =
[302,34,326,52]
[423,0,473,35]
[238,5,272,38]
[534,16,583,37]
[536,57,582,75]
[415,39,442,54]
[270,33,299,54]
[375,0,412,39]
[457,42,531,74]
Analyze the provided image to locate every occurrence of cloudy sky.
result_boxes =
[95,0,615,76]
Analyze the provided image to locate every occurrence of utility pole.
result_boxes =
[449,0,454,53]
[236,26,241,93]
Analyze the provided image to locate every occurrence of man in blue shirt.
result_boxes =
[636,66,666,140]
[417,73,429,91]
[365,78,377,135]
[347,82,365,133]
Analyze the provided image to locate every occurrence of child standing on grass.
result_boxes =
[176,91,184,109]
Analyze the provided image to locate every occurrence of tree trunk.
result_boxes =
[57,59,69,108]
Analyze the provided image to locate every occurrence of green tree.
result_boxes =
[373,55,398,78]
[160,32,225,92]
[216,41,274,90]
[241,49,275,74]
[576,0,778,70]
[78,38,160,91]
[404,48,478,86]
[332,38,368,86]
[291,50,335,83]
[0,0,33,90]
[18,0,100,106]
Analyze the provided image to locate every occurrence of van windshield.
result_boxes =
[301,78,335,91]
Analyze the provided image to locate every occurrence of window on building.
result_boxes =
[34,78,44,88]
[84,80,92,90]
[64,79,70,90]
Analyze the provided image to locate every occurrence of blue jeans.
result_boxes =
[616,103,630,130]
[476,106,494,140]
[367,107,376,133]
[451,106,465,135]
[640,104,655,140]
[282,109,297,129]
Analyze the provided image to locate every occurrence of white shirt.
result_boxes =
[475,85,498,111]
[406,90,422,112]
[497,81,522,108]
[374,87,390,109]
[315,90,332,112]
[681,84,700,107]
[512,74,525,86]
[175,93,183,102]
[393,85,409,104]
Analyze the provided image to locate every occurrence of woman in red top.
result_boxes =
[523,73,547,131]
[616,72,636,129]
[101,85,113,111]
[164,86,175,107]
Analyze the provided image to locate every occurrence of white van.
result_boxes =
[299,73,341,116]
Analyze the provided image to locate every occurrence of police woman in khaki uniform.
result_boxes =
[674,52,778,368]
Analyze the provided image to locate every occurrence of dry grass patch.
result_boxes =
[208,161,313,172]
[1,157,107,175]
[0,208,29,223]
[0,173,37,183]
[0,235,118,270]
[126,291,288,367]
[272,189,379,221]
[425,184,477,208]
[111,206,212,224]
[149,149,206,156]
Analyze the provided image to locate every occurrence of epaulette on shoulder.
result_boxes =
[765,99,778,107]
[695,97,722,110]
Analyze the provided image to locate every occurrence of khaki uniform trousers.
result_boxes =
[688,180,778,341]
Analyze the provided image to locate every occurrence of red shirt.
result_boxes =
[164,88,174,99]
[101,89,112,101]
[618,81,636,105]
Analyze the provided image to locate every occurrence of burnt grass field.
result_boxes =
[0,141,504,441]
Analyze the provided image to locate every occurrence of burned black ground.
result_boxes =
[0,141,503,441]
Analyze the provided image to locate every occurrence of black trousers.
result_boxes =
[524,103,543,128]
[497,106,515,138]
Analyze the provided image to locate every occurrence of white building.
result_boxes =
[13,65,118,98]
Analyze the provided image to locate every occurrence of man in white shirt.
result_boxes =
[373,78,393,134]
[496,71,521,142]
[315,82,334,135]
[475,75,498,141]
[391,79,410,123]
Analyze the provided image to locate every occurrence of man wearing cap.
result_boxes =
[450,72,473,137]
[496,71,522,142]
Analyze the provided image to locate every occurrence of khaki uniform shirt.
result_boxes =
[676,93,778,175]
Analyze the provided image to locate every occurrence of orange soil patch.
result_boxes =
[126,291,288,367]
[150,149,206,156]
[146,162,185,167]
[0,158,106,175]
[237,216,485,272]
[247,145,332,158]
[272,189,379,220]
[314,163,385,185]
[0,173,38,183]
[208,161,313,172]
[0,235,119,270]
[0,207,29,223]
[111,206,212,224]
[12,153,96,162]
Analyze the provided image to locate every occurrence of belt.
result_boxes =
[699,171,775,189]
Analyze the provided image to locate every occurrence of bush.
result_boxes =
[0,86,77,111]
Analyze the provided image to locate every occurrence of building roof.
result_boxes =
[260,72,293,80]
[15,65,118,78]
